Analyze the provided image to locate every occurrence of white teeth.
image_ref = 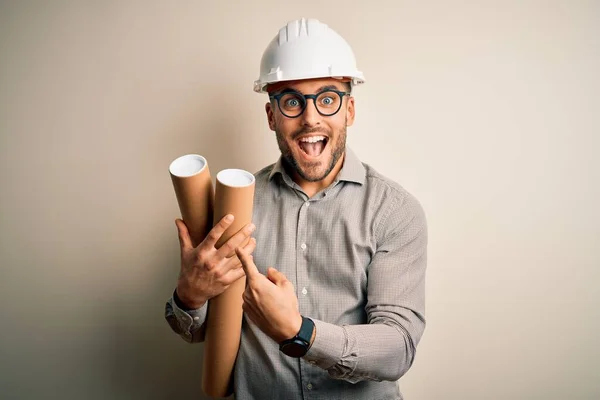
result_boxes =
[299,135,326,143]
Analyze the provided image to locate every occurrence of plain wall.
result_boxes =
[1,1,598,399]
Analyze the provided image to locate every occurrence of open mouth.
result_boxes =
[298,135,328,158]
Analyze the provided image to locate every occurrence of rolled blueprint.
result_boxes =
[202,168,256,398]
[169,154,214,247]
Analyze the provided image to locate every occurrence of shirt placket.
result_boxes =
[296,196,315,399]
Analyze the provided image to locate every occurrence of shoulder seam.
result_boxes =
[365,169,408,199]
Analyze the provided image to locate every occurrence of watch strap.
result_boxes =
[279,316,314,357]
[295,316,314,344]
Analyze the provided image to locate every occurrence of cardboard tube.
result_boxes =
[169,154,214,247]
[202,168,255,398]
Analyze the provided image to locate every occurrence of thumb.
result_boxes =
[175,219,192,251]
[266,267,289,287]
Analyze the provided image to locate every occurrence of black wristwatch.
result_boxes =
[279,316,314,358]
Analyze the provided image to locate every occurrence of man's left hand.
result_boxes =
[236,239,302,343]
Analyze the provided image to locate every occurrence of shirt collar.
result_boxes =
[268,146,365,185]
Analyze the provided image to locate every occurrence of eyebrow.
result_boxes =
[315,84,341,92]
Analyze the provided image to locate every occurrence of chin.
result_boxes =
[295,155,334,182]
[299,170,328,182]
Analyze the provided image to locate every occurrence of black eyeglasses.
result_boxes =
[269,89,350,118]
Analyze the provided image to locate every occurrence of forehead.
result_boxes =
[267,77,348,94]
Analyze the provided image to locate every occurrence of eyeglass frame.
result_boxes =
[269,88,351,118]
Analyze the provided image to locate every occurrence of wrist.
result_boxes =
[174,288,206,311]
[279,314,303,343]
[279,316,315,358]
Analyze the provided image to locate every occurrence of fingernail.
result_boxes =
[247,224,255,233]
[225,214,234,222]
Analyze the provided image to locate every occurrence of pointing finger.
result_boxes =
[221,235,257,274]
[236,238,259,279]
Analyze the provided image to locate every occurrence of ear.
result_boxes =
[345,96,356,127]
[265,102,276,131]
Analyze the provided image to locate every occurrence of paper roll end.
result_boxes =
[169,154,208,178]
[216,168,255,188]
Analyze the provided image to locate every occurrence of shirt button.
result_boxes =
[305,201,310,207]
[193,316,199,321]
[307,383,313,390]
[300,243,307,250]
[302,287,307,295]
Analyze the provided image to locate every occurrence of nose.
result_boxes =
[300,98,321,126]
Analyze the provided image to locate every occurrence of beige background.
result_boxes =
[1,1,598,399]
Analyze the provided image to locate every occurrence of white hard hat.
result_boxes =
[254,18,365,93]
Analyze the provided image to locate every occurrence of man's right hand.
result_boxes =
[174,215,256,309]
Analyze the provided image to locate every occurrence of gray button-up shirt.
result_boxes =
[165,148,428,400]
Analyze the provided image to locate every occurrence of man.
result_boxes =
[165,18,427,400]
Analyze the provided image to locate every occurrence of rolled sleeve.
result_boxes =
[164,292,208,343]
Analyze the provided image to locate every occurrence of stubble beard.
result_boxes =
[275,120,347,183]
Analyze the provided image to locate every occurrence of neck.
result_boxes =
[287,152,346,198]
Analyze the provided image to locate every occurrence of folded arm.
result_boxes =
[304,193,428,383]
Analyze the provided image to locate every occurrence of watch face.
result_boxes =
[281,340,308,358]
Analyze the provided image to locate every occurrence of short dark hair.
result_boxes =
[344,81,352,94]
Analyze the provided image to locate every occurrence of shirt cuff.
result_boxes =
[303,319,345,370]
[170,293,208,333]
